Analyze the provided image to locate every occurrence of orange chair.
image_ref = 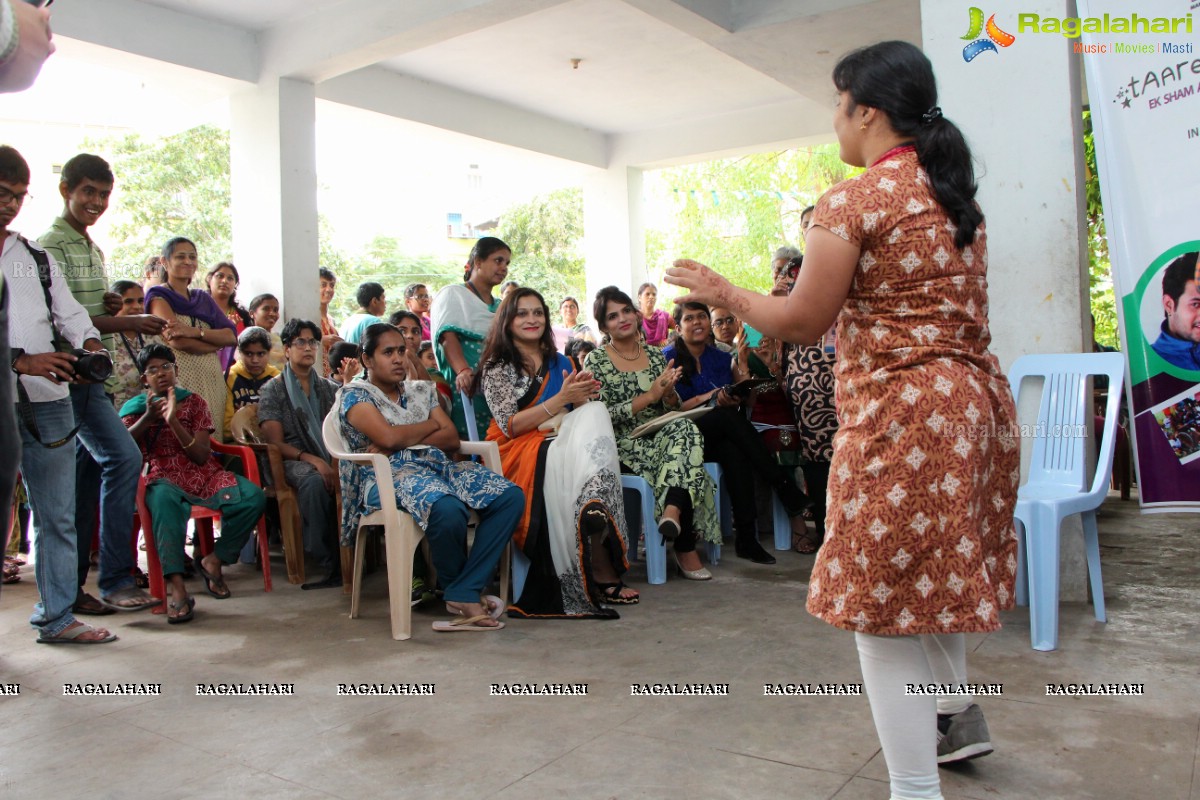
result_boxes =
[230,404,306,585]
[135,440,271,613]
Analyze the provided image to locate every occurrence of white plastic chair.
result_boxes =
[1008,352,1124,651]
[322,409,509,640]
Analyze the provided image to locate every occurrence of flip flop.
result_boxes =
[482,595,506,620]
[196,559,231,599]
[167,596,196,625]
[100,586,161,613]
[432,614,505,633]
[73,592,117,616]
[596,581,640,605]
[37,622,118,645]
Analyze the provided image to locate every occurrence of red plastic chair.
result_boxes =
[135,440,271,613]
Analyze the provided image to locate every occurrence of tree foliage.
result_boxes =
[1082,110,1118,348]
[494,187,585,305]
[646,146,856,293]
[326,235,463,321]
[82,125,233,279]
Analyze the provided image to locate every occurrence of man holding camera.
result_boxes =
[1,144,123,643]
[37,153,163,616]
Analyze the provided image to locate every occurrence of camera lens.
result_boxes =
[73,349,113,382]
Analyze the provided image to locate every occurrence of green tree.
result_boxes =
[327,234,462,321]
[646,146,856,293]
[82,125,233,279]
[494,187,585,304]
[1082,110,1118,349]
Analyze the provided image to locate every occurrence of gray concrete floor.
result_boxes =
[1,489,1197,800]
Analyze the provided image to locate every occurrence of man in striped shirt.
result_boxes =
[38,153,164,616]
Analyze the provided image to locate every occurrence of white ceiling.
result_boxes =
[46,0,923,166]
[136,0,325,31]
[383,0,798,134]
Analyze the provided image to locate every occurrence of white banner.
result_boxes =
[1079,0,1200,510]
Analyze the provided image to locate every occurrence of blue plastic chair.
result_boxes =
[704,462,729,564]
[459,390,531,598]
[460,389,481,442]
[622,466,724,580]
[1008,352,1124,651]
[621,475,666,584]
[703,465,793,563]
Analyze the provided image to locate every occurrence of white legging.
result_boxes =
[855,632,972,800]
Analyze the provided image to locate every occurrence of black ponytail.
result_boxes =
[832,40,982,250]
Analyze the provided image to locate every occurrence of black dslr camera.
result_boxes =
[72,348,113,383]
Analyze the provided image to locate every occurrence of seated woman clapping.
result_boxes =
[476,288,637,618]
[586,286,720,580]
[120,344,267,624]
[337,323,523,632]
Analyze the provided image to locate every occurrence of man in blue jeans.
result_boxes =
[39,153,163,614]
[1,145,128,643]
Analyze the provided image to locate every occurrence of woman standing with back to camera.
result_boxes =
[667,41,1018,800]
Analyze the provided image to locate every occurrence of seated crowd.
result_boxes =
[1,145,834,641]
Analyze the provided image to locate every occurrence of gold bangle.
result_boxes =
[181,435,196,450]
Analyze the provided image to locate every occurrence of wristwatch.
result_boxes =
[10,347,24,374]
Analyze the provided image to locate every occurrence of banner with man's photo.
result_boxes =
[1080,0,1200,510]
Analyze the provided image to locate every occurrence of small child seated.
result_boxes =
[419,340,453,415]
[121,344,267,624]
[564,337,596,372]
[328,340,361,386]
[225,326,282,437]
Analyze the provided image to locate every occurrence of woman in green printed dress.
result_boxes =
[585,286,718,580]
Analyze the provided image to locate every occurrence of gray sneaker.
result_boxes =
[937,704,993,764]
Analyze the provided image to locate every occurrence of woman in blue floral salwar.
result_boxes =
[337,323,523,632]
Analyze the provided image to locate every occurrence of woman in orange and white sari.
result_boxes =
[475,288,638,618]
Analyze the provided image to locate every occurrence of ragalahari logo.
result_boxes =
[962,7,1016,62]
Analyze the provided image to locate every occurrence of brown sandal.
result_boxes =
[792,531,822,554]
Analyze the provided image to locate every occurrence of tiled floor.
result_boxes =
[0,489,1195,799]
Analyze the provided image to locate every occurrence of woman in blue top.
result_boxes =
[663,302,811,565]
[337,323,523,632]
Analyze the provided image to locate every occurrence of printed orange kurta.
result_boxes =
[805,148,1019,636]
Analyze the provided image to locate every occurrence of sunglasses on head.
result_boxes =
[24,0,54,7]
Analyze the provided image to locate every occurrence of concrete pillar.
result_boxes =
[229,77,320,329]
[583,165,645,321]
[922,0,1091,601]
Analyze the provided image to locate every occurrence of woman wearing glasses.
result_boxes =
[404,283,433,341]
[121,344,266,623]
[258,320,342,590]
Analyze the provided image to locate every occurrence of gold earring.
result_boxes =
[860,121,868,131]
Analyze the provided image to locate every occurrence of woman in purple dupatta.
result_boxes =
[145,237,239,441]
